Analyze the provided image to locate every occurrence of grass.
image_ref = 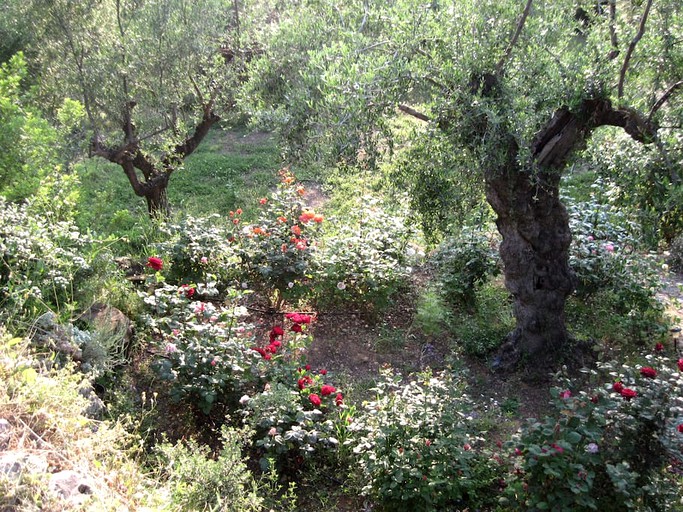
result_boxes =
[73,126,281,236]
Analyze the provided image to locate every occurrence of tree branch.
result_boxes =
[617,0,653,99]
[608,0,619,60]
[495,0,533,76]
[648,80,683,121]
[168,110,221,162]
[398,104,430,122]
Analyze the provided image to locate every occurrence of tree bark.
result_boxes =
[485,98,656,371]
[91,109,220,219]
[486,166,575,370]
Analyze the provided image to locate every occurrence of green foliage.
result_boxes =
[431,227,500,310]
[0,52,81,218]
[312,194,418,315]
[504,355,683,511]
[582,129,683,245]
[414,286,450,337]
[347,369,503,511]
[157,425,262,512]
[449,282,515,356]
[566,196,666,346]
[0,197,92,329]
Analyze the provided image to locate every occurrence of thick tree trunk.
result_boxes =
[144,174,170,218]
[486,168,575,370]
[482,98,655,372]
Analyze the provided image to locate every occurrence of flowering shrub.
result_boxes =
[154,214,240,292]
[311,195,418,314]
[504,353,683,511]
[240,315,349,467]
[232,171,323,310]
[347,369,503,511]
[0,197,92,327]
[566,197,664,344]
[151,285,260,414]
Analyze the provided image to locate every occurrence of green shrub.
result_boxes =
[668,233,683,273]
[431,227,500,310]
[504,355,683,511]
[157,425,262,512]
[450,282,514,356]
[312,194,418,315]
[0,198,92,329]
[566,197,665,346]
[347,369,503,511]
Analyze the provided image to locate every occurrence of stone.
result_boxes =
[78,303,133,346]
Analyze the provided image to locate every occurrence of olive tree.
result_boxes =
[246,0,683,371]
[28,0,269,216]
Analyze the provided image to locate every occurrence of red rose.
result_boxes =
[259,198,267,204]
[146,256,163,271]
[425,439,431,446]
[620,388,637,400]
[551,443,564,454]
[335,393,343,406]
[655,343,664,352]
[254,347,267,357]
[264,353,272,360]
[640,366,657,379]
[613,381,624,393]
[210,359,217,366]
[271,326,284,337]
[319,369,327,375]
[678,424,683,433]
[271,340,282,348]
[559,390,571,399]
[291,324,302,333]
[267,343,278,353]
[309,394,322,407]
[305,364,311,371]
[678,359,683,372]
[321,384,336,396]
[297,379,307,390]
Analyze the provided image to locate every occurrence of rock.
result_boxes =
[49,470,95,506]
[32,312,82,362]
[0,451,49,478]
[78,303,133,346]
[78,384,106,419]
[0,418,11,450]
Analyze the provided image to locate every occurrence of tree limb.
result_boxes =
[617,0,653,99]
[398,104,430,122]
[495,0,533,76]
[608,0,619,60]
[648,80,683,121]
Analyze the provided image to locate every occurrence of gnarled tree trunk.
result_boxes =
[484,98,655,371]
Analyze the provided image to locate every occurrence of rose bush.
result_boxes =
[347,369,503,511]
[231,170,323,310]
[503,352,683,511]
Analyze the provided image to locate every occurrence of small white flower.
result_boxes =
[406,247,416,257]
[239,395,251,405]
[337,281,346,290]
[662,264,669,271]
[288,281,295,288]
[586,443,599,453]
[241,282,248,289]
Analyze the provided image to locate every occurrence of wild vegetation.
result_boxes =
[1,1,683,511]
